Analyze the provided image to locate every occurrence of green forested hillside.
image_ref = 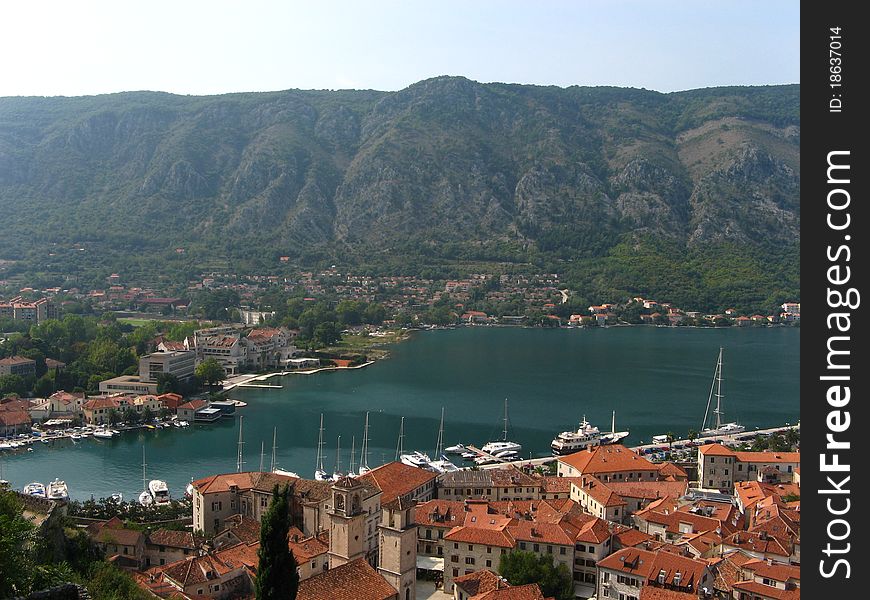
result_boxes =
[0,78,799,309]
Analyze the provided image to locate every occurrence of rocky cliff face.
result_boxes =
[0,79,799,260]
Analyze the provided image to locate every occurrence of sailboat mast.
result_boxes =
[236,415,245,473]
[395,417,405,461]
[142,446,147,491]
[502,398,508,441]
[438,407,445,456]
[714,347,724,429]
[360,411,370,472]
[611,411,616,435]
[334,435,342,477]
[259,441,265,473]
[271,427,277,472]
[350,436,356,474]
[316,414,325,473]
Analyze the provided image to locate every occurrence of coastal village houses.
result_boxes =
[696,444,800,492]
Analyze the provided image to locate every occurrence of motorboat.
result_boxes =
[23,482,46,497]
[93,429,114,439]
[444,443,466,454]
[148,480,171,505]
[400,450,433,468]
[47,479,69,500]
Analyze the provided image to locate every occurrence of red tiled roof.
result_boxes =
[741,558,800,583]
[558,444,656,474]
[445,525,515,548]
[454,569,508,596]
[731,580,800,599]
[0,410,30,427]
[475,583,549,600]
[612,527,655,548]
[357,461,436,503]
[192,471,297,495]
[297,557,397,600]
[606,480,688,501]
[639,588,699,600]
[147,529,197,550]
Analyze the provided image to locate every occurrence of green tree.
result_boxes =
[0,374,26,396]
[156,372,180,394]
[255,484,299,600]
[498,550,573,600]
[0,490,36,597]
[33,373,56,397]
[142,407,154,424]
[122,407,140,425]
[313,322,341,347]
[195,358,225,387]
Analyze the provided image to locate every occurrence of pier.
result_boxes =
[629,423,800,454]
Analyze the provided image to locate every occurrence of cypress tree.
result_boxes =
[255,484,299,599]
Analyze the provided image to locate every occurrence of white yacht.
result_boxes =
[427,408,459,473]
[93,429,114,440]
[481,399,522,455]
[400,450,433,468]
[550,416,602,455]
[47,479,69,501]
[444,443,466,454]
[148,480,171,505]
[23,482,46,497]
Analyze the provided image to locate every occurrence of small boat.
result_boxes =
[70,433,82,440]
[144,424,156,430]
[110,493,123,503]
[47,479,69,500]
[27,447,34,453]
[494,450,518,459]
[93,429,114,439]
[481,399,522,455]
[461,451,477,459]
[148,480,171,505]
[474,455,499,465]
[40,438,50,444]
[177,421,189,428]
[185,481,195,498]
[444,443,466,454]
[23,482,46,497]
[428,455,460,473]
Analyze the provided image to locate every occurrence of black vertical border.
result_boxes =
[802,3,865,595]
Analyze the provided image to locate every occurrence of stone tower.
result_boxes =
[377,497,418,600]
[327,476,366,568]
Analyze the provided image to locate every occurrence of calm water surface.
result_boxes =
[1,327,799,500]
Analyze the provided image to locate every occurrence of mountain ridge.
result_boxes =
[0,77,799,309]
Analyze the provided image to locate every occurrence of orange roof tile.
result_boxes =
[558,444,656,474]
[297,557,397,600]
[357,461,437,503]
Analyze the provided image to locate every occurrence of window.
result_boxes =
[451,555,459,563]
[426,529,432,539]
[454,543,459,549]
[486,559,492,567]
[465,557,475,565]
[658,569,666,584]
[547,545,553,554]
[487,546,492,553]
[560,547,566,555]
[468,544,473,551]
[453,568,459,577]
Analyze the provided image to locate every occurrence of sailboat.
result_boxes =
[428,407,459,473]
[481,398,522,455]
[698,347,744,438]
[272,427,300,478]
[599,411,630,446]
[314,415,328,481]
[358,412,371,475]
[138,447,154,506]
[331,435,343,480]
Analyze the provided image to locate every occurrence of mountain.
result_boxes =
[0,78,799,309]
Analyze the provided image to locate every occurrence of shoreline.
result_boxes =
[222,361,377,390]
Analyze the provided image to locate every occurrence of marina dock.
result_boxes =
[629,423,799,454]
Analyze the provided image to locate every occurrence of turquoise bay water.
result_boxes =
[1,327,799,500]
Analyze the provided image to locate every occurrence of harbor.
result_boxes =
[0,327,799,500]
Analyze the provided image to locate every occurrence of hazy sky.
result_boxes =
[2,1,799,97]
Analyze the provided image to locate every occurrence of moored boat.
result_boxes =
[148,479,171,505]
[23,482,46,497]
[481,399,522,455]
[47,478,69,500]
